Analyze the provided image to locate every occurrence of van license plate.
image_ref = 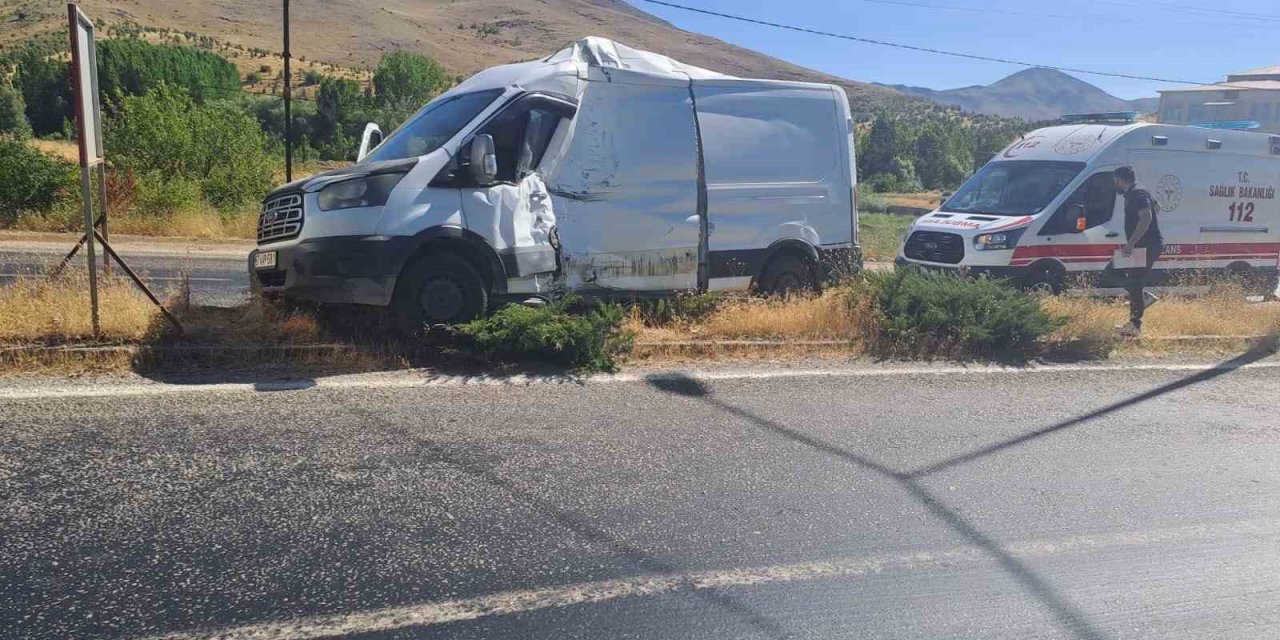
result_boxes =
[254,251,277,270]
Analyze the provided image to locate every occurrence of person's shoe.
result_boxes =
[1142,291,1160,311]
[1116,322,1142,337]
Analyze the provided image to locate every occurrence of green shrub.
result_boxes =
[0,136,78,225]
[244,71,261,85]
[105,86,275,210]
[303,70,323,85]
[457,297,634,372]
[858,267,1061,358]
[134,172,202,216]
[634,291,723,327]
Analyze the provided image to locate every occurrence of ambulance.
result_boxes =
[897,116,1280,295]
[248,37,859,326]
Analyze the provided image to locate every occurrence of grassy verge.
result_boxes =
[2,271,1277,376]
[858,213,912,263]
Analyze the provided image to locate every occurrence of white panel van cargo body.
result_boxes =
[249,38,859,323]
[897,122,1280,294]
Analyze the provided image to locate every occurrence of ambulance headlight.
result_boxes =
[317,173,406,211]
[974,228,1025,251]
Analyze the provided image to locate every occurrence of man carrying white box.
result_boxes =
[1109,165,1163,336]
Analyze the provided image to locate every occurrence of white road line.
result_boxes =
[2,359,1278,400]
[137,517,1279,640]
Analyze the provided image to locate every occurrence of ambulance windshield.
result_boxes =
[942,160,1085,216]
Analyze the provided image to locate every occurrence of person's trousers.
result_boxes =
[1123,244,1161,327]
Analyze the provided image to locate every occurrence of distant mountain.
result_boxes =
[878,68,1159,121]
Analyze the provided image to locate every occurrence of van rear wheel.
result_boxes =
[392,254,488,331]
[758,254,818,296]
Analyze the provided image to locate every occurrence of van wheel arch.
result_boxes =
[754,240,820,295]
[1022,259,1066,294]
[394,226,508,297]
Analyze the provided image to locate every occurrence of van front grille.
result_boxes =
[258,193,303,244]
[903,231,965,264]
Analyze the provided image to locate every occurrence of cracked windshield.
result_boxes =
[2,1,1279,639]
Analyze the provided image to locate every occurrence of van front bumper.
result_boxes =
[894,257,1026,281]
[249,236,415,306]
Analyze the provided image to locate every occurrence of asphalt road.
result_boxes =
[3,357,1280,639]
[0,242,250,307]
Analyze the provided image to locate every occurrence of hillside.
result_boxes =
[880,68,1159,121]
[0,0,926,116]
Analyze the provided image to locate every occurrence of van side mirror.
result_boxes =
[357,122,383,162]
[1070,204,1087,232]
[467,134,498,185]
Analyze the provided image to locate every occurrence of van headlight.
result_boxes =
[317,173,407,211]
[973,228,1025,251]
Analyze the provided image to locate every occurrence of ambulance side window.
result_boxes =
[1044,171,1116,234]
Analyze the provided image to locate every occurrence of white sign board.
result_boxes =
[68,4,102,166]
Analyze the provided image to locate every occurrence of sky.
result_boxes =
[635,0,1280,100]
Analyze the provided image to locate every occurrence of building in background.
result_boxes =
[1157,65,1280,133]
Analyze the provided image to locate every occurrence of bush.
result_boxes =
[303,70,323,85]
[457,297,634,372]
[244,71,261,85]
[857,268,1061,358]
[133,172,203,216]
[0,136,78,225]
[105,86,276,210]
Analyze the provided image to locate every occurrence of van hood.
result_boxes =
[264,157,420,198]
[912,211,1035,234]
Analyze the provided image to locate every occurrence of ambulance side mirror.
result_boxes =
[466,134,498,186]
[1070,204,1087,232]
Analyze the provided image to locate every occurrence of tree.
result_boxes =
[373,51,448,110]
[0,82,32,139]
[96,39,240,103]
[0,136,77,224]
[913,120,969,190]
[315,77,367,159]
[13,46,71,136]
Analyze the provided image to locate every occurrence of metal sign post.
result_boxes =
[69,3,102,336]
[59,4,184,337]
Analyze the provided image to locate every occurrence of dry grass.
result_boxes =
[629,289,866,344]
[882,191,943,210]
[0,274,159,343]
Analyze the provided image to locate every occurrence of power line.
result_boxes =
[1116,0,1280,22]
[641,0,1260,91]
[860,0,1280,31]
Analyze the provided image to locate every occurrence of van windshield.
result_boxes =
[942,160,1085,216]
[363,89,503,164]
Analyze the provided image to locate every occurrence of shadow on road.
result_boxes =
[646,338,1277,639]
[907,334,1279,479]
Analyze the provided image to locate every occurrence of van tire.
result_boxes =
[1023,264,1064,295]
[392,253,488,331]
[758,254,818,296]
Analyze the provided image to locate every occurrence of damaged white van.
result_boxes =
[897,117,1280,295]
[249,37,859,325]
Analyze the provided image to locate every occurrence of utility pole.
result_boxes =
[282,0,293,183]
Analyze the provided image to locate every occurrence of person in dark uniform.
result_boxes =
[1111,165,1163,335]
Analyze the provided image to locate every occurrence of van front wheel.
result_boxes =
[393,254,488,331]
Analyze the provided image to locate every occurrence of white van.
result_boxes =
[249,37,859,325]
[897,118,1280,295]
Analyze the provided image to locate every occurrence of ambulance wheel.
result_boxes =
[393,253,488,331]
[1023,264,1063,295]
[758,254,818,296]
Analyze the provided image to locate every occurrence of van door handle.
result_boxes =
[1105,232,1120,238]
